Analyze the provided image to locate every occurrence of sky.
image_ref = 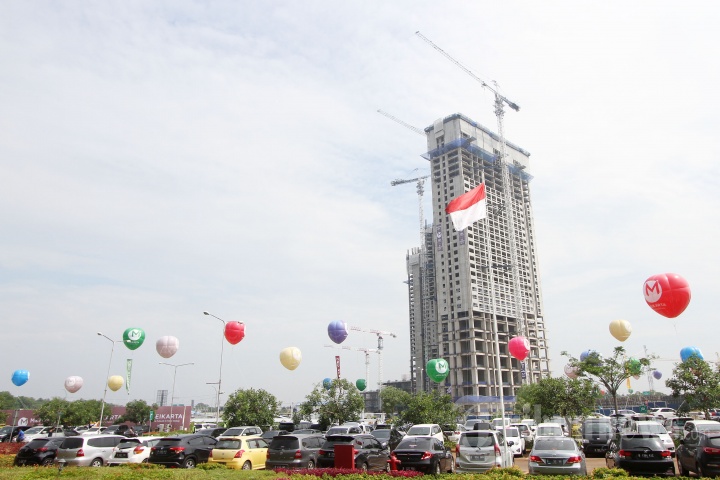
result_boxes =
[1,1,719,410]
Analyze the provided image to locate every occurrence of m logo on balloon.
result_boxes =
[643,273,691,318]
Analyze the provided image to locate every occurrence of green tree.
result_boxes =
[34,398,71,426]
[223,388,279,428]
[564,347,653,415]
[397,390,460,426]
[120,399,152,424]
[666,356,720,419]
[64,399,103,426]
[515,376,599,425]
[0,392,18,410]
[380,386,412,417]
[297,379,364,426]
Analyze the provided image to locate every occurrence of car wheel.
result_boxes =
[447,457,455,473]
[90,458,103,467]
[677,459,685,476]
[697,462,705,478]
[41,458,53,466]
[307,460,315,469]
[434,460,441,475]
[360,462,369,471]
[242,461,252,470]
[183,457,196,469]
[385,461,391,473]
[142,458,149,464]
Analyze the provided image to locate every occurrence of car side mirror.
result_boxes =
[507,441,514,446]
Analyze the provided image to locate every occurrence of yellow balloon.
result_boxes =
[279,347,302,371]
[108,375,124,392]
[609,319,632,342]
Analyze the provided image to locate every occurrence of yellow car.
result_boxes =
[209,435,269,470]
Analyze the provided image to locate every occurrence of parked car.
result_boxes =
[465,420,492,431]
[55,434,127,467]
[208,435,269,470]
[454,429,513,473]
[192,423,217,432]
[605,433,675,477]
[261,430,287,440]
[14,437,65,466]
[326,425,363,435]
[529,436,586,475]
[371,427,405,451]
[664,416,693,439]
[502,427,524,457]
[492,418,513,430]
[520,419,537,432]
[103,424,138,437]
[649,407,676,419]
[581,417,613,456]
[442,424,466,443]
[148,434,217,468]
[317,434,390,471]
[630,421,675,456]
[0,425,31,442]
[684,419,720,439]
[509,423,533,450]
[608,414,631,432]
[677,431,720,477]
[293,429,323,435]
[265,433,324,469]
[222,426,263,437]
[195,427,227,438]
[22,426,52,443]
[81,427,107,436]
[108,436,162,465]
[404,424,445,442]
[391,435,455,474]
[535,423,565,437]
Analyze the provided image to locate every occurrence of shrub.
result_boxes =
[592,466,629,478]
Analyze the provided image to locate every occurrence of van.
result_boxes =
[55,434,128,466]
[265,433,324,469]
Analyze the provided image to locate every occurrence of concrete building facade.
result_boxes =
[407,113,550,400]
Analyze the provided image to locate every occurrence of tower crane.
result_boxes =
[377,109,424,136]
[347,325,396,396]
[416,31,529,381]
[324,344,379,389]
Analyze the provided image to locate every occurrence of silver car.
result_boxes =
[55,434,126,466]
[455,430,514,473]
[528,436,587,475]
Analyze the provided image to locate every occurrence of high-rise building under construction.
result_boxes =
[406,113,550,399]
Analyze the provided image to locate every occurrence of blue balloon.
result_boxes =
[653,370,662,380]
[680,346,704,362]
[11,369,29,387]
[327,321,348,344]
[322,378,332,390]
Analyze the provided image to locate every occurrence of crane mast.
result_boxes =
[347,325,396,396]
[324,344,378,389]
[416,31,528,382]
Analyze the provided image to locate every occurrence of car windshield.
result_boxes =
[372,430,390,439]
[586,423,612,433]
[534,438,577,451]
[459,433,495,448]
[223,428,243,436]
[326,427,349,435]
[25,439,50,448]
[504,428,519,437]
[407,426,431,435]
[322,435,356,448]
[537,426,562,436]
[697,423,720,433]
[637,424,666,434]
[24,427,44,434]
[216,439,242,449]
[397,437,433,450]
[0,427,12,434]
[270,436,299,449]
[155,439,182,447]
[117,440,140,449]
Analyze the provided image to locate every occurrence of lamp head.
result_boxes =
[203,311,209,315]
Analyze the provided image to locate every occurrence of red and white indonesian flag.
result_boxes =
[445,183,487,231]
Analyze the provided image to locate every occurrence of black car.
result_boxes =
[677,431,720,477]
[391,435,455,474]
[14,437,65,466]
[148,434,217,468]
[104,424,138,437]
[317,434,390,471]
[195,427,227,438]
[371,427,405,451]
[605,433,675,477]
[581,418,613,456]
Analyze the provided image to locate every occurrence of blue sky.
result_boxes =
[1,1,719,408]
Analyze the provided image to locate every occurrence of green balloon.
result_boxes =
[123,328,146,351]
[626,358,642,376]
[356,379,366,391]
[426,358,450,383]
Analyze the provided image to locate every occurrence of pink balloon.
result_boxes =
[224,322,245,345]
[508,336,530,361]
[156,336,179,359]
[643,273,691,318]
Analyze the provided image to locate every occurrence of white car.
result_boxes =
[405,423,445,442]
[22,426,52,442]
[108,436,161,465]
[501,426,525,457]
[520,419,537,432]
[649,407,676,419]
[510,423,534,448]
[535,422,566,437]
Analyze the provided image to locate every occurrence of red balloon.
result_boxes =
[643,273,691,318]
[508,336,530,361]
[224,321,245,345]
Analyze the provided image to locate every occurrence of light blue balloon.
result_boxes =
[11,369,29,387]
[680,346,703,362]
[322,378,332,390]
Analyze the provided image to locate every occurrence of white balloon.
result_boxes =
[64,376,84,393]
[156,336,179,359]
[564,364,579,379]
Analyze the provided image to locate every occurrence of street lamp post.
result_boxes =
[97,332,121,428]
[206,383,224,422]
[159,362,193,431]
[203,311,230,424]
